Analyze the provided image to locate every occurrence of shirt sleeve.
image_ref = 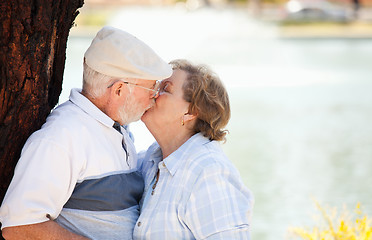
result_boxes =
[138,142,160,179]
[137,150,147,174]
[0,137,82,229]
[183,162,253,240]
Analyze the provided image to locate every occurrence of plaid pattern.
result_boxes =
[134,133,254,239]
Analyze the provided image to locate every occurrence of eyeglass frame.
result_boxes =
[107,79,161,98]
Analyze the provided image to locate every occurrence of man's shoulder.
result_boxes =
[49,100,83,123]
[29,101,91,143]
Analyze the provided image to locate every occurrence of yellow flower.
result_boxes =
[288,201,372,240]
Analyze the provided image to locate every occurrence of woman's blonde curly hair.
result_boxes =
[170,59,230,142]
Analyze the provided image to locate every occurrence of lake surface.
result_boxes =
[62,6,372,239]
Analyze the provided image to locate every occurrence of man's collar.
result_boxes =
[69,88,114,129]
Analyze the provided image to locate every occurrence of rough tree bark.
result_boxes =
[0,0,84,232]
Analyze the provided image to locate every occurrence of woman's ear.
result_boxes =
[183,113,197,123]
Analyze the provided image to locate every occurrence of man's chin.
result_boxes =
[120,111,145,125]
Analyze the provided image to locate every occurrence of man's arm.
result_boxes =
[2,220,89,240]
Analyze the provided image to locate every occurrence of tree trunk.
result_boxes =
[0,0,84,233]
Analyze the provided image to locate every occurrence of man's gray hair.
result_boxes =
[83,60,115,98]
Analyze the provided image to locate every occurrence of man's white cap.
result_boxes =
[84,26,172,80]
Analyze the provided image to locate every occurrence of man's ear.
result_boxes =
[110,81,125,97]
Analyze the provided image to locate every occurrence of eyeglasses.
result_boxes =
[107,80,161,98]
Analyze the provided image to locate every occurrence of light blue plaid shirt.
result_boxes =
[134,133,254,239]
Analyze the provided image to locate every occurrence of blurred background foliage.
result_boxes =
[74,0,372,37]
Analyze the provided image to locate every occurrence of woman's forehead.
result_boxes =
[170,69,187,83]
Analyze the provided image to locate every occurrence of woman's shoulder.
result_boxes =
[187,139,229,167]
[180,141,240,186]
[181,141,252,205]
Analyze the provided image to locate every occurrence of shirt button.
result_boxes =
[137,221,142,227]
[162,162,165,167]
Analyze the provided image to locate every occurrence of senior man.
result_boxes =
[0,26,172,240]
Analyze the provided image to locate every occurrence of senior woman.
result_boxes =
[134,59,253,239]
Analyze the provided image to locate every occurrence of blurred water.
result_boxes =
[63,6,372,240]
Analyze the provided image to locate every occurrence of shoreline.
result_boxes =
[71,4,372,39]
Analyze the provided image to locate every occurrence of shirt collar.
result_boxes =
[69,88,114,129]
[162,133,211,176]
